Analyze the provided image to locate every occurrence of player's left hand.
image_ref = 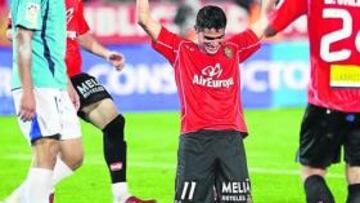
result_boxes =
[106,51,125,71]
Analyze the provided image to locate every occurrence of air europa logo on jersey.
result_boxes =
[201,63,223,78]
[193,63,234,88]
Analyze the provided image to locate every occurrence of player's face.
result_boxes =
[198,28,225,55]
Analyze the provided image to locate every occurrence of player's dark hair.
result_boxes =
[195,5,227,31]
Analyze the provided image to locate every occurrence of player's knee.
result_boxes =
[103,114,125,142]
[61,148,84,170]
[64,154,83,170]
[301,166,326,181]
[32,137,60,168]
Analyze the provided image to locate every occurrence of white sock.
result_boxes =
[24,168,53,203]
[4,184,23,202]
[112,182,131,203]
[52,158,74,186]
[8,158,73,202]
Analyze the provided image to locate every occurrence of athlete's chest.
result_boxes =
[176,45,240,89]
[179,44,238,74]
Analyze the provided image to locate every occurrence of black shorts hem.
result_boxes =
[298,158,336,169]
[70,73,113,120]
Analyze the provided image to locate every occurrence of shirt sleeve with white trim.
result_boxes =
[151,27,183,65]
[77,0,90,35]
[228,29,261,62]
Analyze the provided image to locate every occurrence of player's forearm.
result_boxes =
[136,0,161,41]
[137,0,151,27]
[78,32,110,59]
[16,28,34,91]
[250,0,277,39]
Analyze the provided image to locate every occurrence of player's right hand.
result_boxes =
[19,90,36,122]
[67,81,80,111]
[106,51,126,71]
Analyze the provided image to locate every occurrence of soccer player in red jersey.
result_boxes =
[137,0,275,202]
[4,1,156,203]
[65,0,155,202]
[266,0,360,202]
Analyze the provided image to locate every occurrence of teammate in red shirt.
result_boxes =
[266,0,360,202]
[137,0,275,202]
[65,1,155,202]
[4,1,156,203]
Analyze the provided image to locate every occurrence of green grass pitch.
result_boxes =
[0,109,347,202]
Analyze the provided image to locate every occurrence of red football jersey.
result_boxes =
[271,0,360,112]
[152,27,260,134]
[65,0,90,77]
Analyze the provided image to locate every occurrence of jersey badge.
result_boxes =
[25,3,40,27]
[224,47,233,59]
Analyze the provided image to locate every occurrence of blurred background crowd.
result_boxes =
[0,0,263,45]
[0,0,308,114]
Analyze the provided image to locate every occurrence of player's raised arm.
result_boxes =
[264,0,307,37]
[77,33,125,71]
[136,0,162,42]
[250,0,277,39]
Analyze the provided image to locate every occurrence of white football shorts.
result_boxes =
[12,88,82,143]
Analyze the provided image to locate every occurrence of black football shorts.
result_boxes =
[70,73,112,119]
[297,104,360,168]
[175,130,252,203]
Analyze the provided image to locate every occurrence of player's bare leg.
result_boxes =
[82,99,156,203]
[2,138,83,203]
[26,138,59,203]
[58,138,84,171]
[2,138,59,203]
[46,138,84,203]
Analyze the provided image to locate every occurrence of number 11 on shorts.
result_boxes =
[181,181,197,200]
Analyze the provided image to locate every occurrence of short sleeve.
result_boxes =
[151,27,183,64]
[228,29,261,62]
[14,0,42,30]
[77,0,90,35]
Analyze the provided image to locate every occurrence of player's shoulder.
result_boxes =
[223,40,241,51]
[178,40,199,52]
[223,40,238,47]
